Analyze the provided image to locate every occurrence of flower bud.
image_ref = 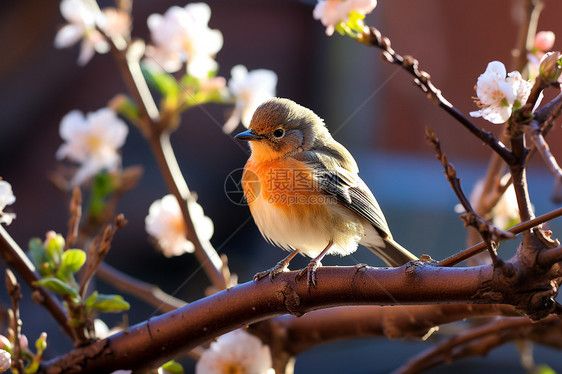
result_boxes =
[535,31,555,52]
[35,332,47,352]
[0,336,10,351]
[19,334,28,350]
[539,51,562,81]
[44,231,65,265]
[0,349,11,373]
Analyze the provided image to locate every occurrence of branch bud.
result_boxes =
[539,51,562,81]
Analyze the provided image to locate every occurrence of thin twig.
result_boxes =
[526,120,562,180]
[6,269,25,374]
[426,127,515,263]
[439,207,562,266]
[395,316,539,374]
[96,262,186,313]
[79,215,127,298]
[64,187,82,251]
[358,26,516,165]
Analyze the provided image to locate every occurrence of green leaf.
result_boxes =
[112,95,141,124]
[34,277,78,298]
[60,249,86,274]
[537,364,556,374]
[160,360,184,374]
[88,171,116,218]
[141,66,179,101]
[85,291,98,311]
[88,294,130,313]
[28,238,48,268]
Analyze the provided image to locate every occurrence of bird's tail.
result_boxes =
[366,238,418,267]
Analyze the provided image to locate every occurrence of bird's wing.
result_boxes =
[294,150,392,238]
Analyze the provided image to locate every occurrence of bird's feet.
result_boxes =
[296,259,321,290]
[253,260,290,282]
[254,250,300,282]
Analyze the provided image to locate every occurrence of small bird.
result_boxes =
[235,98,417,288]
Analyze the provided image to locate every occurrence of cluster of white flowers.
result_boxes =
[145,3,223,78]
[223,65,278,133]
[145,195,213,257]
[144,4,276,132]
[54,1,278,134]
[56,108,128,186]
[470,61,532,124]
[196,329,274,374]
[313,0,377,36]
[0,181,16,225]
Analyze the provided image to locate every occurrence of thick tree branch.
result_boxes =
[38,250,562,374]
[266,304,518,357]
[39,264,500,373]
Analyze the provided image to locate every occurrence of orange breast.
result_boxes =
[242,157,330,214]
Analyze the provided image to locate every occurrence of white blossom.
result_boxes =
[145,195,213,257]
[196,329,274,374]
[94,319,122,339]
[145,3,223,77]
[0,181,16,225]
[56,108,128,186]
[223,65,277,133]
[54,0,110,66]
[0,349,10,373]
[313,0,377,36]
[470,61,532,124]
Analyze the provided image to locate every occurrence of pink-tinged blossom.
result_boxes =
[223,65,277,133]
[145,195,213,257]
[196,329,274,374]
[100,7,131,41]
[0,349,10,373]
[0,181,15,226]
[534,31,555,52]
[56,108,128,186]
[54,0,110,65]
[145,3,223,77]
[470,61,532,124]
[313,0,377,36]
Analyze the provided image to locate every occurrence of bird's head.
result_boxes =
[235,98,330,162]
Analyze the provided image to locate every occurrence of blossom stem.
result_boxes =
[104,24,227,290]
[148,133,226,289]
[512,0,544,72]
[358,26,517,165]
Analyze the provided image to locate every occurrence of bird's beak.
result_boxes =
[234,129,265,141]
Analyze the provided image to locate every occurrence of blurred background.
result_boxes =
[1,0,562,372]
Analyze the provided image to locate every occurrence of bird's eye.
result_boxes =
[273,128,285,138]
